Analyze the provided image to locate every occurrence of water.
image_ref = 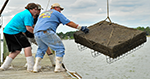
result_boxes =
[23,38,150,79]
[62,38,150,79]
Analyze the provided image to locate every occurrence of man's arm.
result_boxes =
[66,21,78,28]
[26,26,34,33]
[66,21,89,34]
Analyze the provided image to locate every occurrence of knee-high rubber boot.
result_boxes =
[0,56,13,71]
[33,57,42,73]
[54,57,66,73]
[26,56,34,72]
[48,54,55,67]
[24,63,28,68]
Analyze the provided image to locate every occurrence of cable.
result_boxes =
[105,0,112,23]
[46,0,50,10]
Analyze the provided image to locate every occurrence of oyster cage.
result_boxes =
[74,20,147,59]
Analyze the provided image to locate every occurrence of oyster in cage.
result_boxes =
[74,20,146,58]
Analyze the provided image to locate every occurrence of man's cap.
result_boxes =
[51,3,64,10]
[36,4,43,10]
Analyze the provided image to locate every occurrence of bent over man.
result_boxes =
[24,4,55,69]
[0,3,38,72]
[33,3,89,73]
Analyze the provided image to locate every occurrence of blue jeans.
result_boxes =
[34,29,65,58]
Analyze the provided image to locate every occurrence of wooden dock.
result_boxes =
[0,54,74,79]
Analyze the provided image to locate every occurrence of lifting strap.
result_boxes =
[104,0,112,23]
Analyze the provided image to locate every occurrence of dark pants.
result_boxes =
[4,33,31,52]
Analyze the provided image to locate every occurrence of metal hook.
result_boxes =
[77,44,87,51]
[91,50,101,58]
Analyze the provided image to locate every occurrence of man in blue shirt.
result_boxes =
[0,3,38,72]
[33,3,89,73]
[25,3,56,68]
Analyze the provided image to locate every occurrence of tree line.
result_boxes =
[57,31,76,39]
[135,26,150,35]
[57,26,150,39]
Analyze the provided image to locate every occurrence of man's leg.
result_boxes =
[54,51,66,73]
[24,37,34,68]
[29,37,56,67]
[46,47,55,67]
[24,46,34,72]
[0,51,20,71]
[33,35,48,73]
[33,57,42,73]
[42,31,65,72]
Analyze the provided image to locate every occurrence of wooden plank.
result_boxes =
[0,54,73,79]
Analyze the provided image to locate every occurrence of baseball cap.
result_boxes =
[51,3,64,10]
[36,4,43,10]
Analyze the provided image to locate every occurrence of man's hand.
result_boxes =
[25,30,34,38]
[26,26,34,33]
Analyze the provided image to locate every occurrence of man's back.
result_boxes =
[34,9,70,33]
[4,9,34,34]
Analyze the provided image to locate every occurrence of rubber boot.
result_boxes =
[0,56,13,71]
[33,57,42,73]
[24,63,28,68]
[48,54,55,67]
[54,57,66,73]
[26,56,34,72]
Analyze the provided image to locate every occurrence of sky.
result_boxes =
[0,0,150,33]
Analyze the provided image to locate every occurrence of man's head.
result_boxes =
[25,3,38,16]
[25,3,38,10]
[36,4,43,15]
[51,3,64,12]
[36,4,43,10]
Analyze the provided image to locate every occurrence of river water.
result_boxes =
[27,37,150,79]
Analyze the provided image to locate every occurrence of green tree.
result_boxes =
[136,26,145,31]
[135,26,150,35]
[57,32,64,39]
[57,31,76,39]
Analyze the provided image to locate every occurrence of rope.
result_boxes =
[105,0,113,46]
[105,0,112,23]
[46,0,50,10]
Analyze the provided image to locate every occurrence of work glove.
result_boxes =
[77,25,89,34]
[80,26,89,34]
